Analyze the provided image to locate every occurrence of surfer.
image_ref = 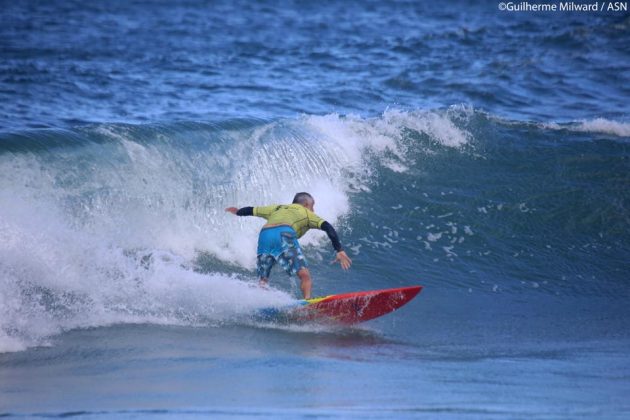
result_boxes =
[225,192,352,299]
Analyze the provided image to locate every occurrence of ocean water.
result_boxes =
[1,0,629,417]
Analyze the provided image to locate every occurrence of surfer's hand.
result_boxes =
[225,207,238,215]
[332,251,352,270]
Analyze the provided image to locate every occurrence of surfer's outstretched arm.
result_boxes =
[321,221,352,270]
[225,206,253,216]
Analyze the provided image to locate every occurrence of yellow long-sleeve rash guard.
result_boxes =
[253,203,325,238]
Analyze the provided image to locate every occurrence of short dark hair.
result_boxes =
[292,192,314,206]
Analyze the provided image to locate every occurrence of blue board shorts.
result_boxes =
[256,225,307,278]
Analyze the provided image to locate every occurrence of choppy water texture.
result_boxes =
[1,0,629,418]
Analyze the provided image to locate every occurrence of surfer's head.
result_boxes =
[293,192,315,211]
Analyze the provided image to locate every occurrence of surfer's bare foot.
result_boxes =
[259,278,269,289]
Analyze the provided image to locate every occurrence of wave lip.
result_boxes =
[573,118,630,137]
[544,117,630,138]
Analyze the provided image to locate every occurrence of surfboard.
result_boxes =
[257,285,422,325]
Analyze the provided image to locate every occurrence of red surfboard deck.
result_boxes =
[255,286,422,325]
[286,285,422,325]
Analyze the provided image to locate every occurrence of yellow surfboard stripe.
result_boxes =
[305,295,332,304]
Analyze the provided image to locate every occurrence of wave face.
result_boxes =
[1,109,628,352]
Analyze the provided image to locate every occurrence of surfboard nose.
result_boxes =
[387,285,423,309]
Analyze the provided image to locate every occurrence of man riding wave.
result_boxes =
[225,192,352,299]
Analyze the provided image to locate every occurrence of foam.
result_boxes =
[545,117,630,138]
[0,154,293,353]
[0,188,294,353]
[573,118,630,137]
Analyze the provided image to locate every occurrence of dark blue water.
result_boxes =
[1,0,629,417]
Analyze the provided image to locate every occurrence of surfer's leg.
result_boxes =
[256,227,282,288]
[256,254,275,288]
[297,267,312,299]
[277,230,309,298]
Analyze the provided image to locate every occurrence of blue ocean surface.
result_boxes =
[1,0,629,418]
